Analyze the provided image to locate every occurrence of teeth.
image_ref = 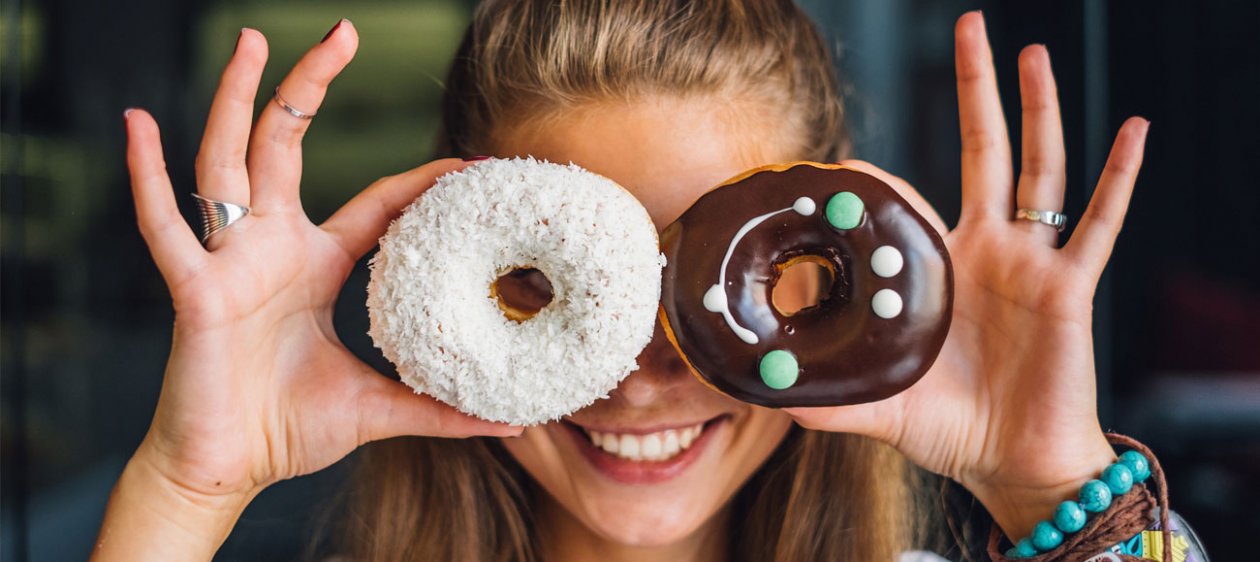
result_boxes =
[619,434,641,461]
[641,433,662,460]
[662,430,680,458]
[680,426,695,449]
[584,422,707,462]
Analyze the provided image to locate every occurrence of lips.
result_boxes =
[561,416,727,485]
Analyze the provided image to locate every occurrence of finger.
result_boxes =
[321,158,471,259]
[955,11,1014,223]
[354,372,524,444]
[1014,44,1067,246]
[247,19,358,212]
[783,404,898,445]
[1065,117,1150,273]
[839,159,950,235]
[194,29,267,207]
[125,109,207,286]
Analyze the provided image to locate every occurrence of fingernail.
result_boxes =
[465,155,492,161]
[123,107,136,119]
[321,18,347,43]
[233,29,244,54]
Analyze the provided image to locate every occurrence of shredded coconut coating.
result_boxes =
[367,157,663,425]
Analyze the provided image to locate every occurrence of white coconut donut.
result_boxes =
[367,157,663,425]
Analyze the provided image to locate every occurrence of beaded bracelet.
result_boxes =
[1004,450,1153,558]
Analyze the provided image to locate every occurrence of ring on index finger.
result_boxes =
[273,86,316,120]
[1015,208,1067,232]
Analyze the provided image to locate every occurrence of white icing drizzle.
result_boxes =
[703,284,727,313]
[792,196,816,216]
[708,198,815,345]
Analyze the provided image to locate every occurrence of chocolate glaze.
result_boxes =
[660,163,953,407]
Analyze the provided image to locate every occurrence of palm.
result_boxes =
[890,221,1103,483]
[125,25,516,500]
[786,13,1149,533]
[151,217,352,487]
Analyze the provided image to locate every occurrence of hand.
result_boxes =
[785,12,1149,539]
[97,22,518,560]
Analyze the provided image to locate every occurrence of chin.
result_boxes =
[575,489,715,546]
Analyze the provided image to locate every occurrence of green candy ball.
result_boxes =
[825,191,864,230]
[759,350,799,390]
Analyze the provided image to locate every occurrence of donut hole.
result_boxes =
[492,267,555,322]
[772,256,834,317]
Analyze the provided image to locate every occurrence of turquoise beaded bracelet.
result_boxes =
[1005,450,1151,558]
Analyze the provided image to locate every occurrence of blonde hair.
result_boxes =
[438,0,850,162]
[334,1,926,560]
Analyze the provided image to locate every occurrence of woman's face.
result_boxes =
[493,97,804,548]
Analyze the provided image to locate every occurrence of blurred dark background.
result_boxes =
[2,0,1256,560]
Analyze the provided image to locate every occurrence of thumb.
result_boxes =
[782,402,899,444]
[353,372,524,444]
[838,159,950,236]
[321,158,472,260]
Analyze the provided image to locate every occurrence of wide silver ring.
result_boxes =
[273,87,316,120]
[192,193,250,244]
[1015,208,1067,232]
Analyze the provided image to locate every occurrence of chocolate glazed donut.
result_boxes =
[659,162,953,408]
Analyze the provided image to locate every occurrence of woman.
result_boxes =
[95,2,1164,560]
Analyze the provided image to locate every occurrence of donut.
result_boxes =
[367,157,663,425]
[659,162,952,408]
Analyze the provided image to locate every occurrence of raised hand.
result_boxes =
[785,12,1149,539]
[96,22,518,560]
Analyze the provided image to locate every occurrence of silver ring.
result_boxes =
[191,193,250,244]
[273,87,316,120]
[1015,208,1067,232]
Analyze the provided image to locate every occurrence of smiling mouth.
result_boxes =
[568,416,725,463]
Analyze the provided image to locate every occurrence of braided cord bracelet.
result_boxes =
[985,433,1178,562]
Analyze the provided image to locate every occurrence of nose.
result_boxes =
[612,320,693,407]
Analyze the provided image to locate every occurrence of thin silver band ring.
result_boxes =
[273,87,316,120]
